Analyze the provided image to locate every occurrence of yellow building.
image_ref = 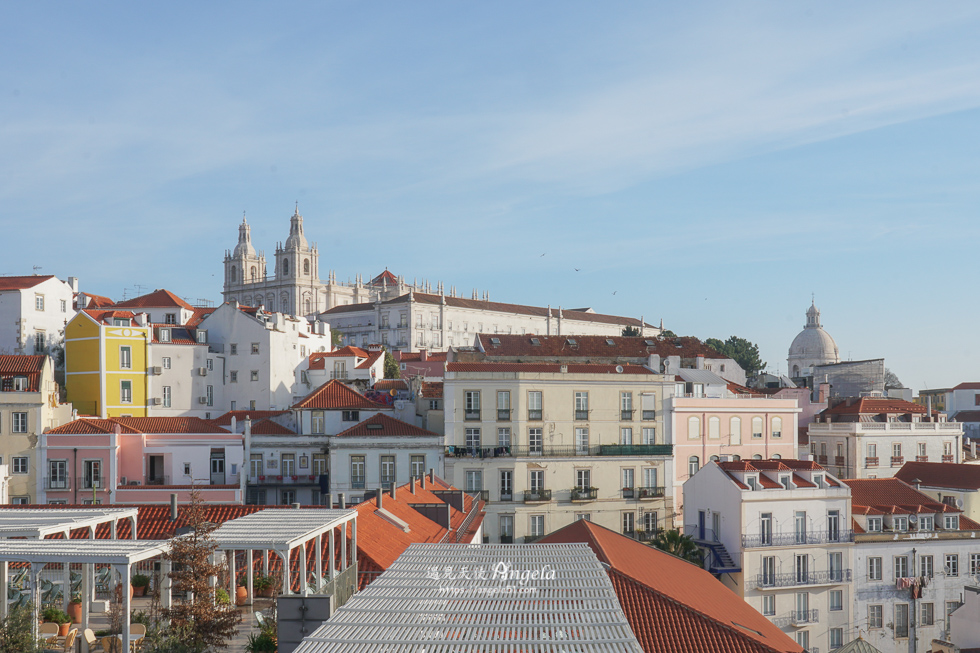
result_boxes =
[65,310,149,417]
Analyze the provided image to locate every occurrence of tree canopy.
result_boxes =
[621,325,640,337]
[652,529,703,567]
[704,336,766,375]
[884,368,904,389]
[384,348,400,379]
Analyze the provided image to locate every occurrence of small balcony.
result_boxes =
[622,487,635,499]
[817,455,828,465]
[637,486,665,500]
[471,490,489,502]
[916,455,929,462]
[527,409,542,421]
[252,474,320,486]
[351,476,366,490]
[497,409,511,422]
[641,410,656,420]
[599,444,672,456]
[742,529,854,548]
[145,475,170,486]
[790,609,819,626]
[499,491,513,502]
[943,454,955,463]
[464,410,481,421]
[570,487,598,502]
[499,535,514,544]
[757,570,851,589]
[330,371,349,380]
[834,456,845,467]
[620,410,634,421]
[574,410,589,420]
[524,534,543,544]
[891,456,904,467]
[44,476,71,491]
[865,456,878,467]
[523,489,551,503]
[632,529,662,543]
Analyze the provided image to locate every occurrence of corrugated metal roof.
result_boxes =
[677,368,727,384]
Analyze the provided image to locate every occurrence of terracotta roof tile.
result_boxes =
[82,309,138,325]
[843,478,966,519]
[0,355,45,392]
[371,270,399,286]
[151,326,200,346]
[824,398,926,416]
[47,417,229,435]
[335,413,438,438]
[476,334,725,360]
[395,351,448,362]
[0,275,54,291]
[953,382,980,391]
[895,462,980,491]
[420,382,443,398]
[447,362,655,374]
[211,410,288,426]
[373,379,408,391]
[250,418,296,435]
[355,350,384,370]
[113,289,193,310]
[292,380,387,410]
[953,410,980,422]
[541,520,802,653]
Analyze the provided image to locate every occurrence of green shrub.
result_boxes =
[131,574,151,588]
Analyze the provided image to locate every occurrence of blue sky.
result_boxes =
[2,2,980,390]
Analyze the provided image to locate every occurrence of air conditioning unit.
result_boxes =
[197,367,208,376]
[149,366,162,375]
[120,476,127,485]
[198,396,208,404]
[150,398,163,406]
[128,480,140,485]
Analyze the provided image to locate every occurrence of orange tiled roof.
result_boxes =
[355,350,384,370]
[895,461,980,490]
[113,289,193,310]
[82,309,138,325]
[824,398,926,415]
[48,417,230,435]
[843,478,965,518]
[251,418,296,435]
[211,410,288,426]
[953,382,980,391]
[373,379,408,391]
[542,520,802,653]
[446,362,655,375]
[336,414,439,438]
[371,270,399,286]
[0,355,45,392]
[292,380,387,410]
[395,351,448,362]
[151,326,200,346]
[0,275,54,291]
[476,333,725,360]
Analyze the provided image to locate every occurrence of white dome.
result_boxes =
[787,302,840,374]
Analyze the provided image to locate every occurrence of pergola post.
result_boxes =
[62,558,71,613]
[328,529,335,581]
[111,519,117,540]
[278,550,290,596]
[351,517,357,573]
[81,562,91,653]
[299,543,308,596]
[315,534,322,591]
[115,563,131,652]
[228,551,237,605]
[208,552,218,605]
[341,523,347,571]
[0,561,8,621]
[246,550,253,606]
[30,563,43,643]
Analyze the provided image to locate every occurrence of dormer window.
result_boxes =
[12,376,27,392]
[113,318,129,326]
[159,328,171,343]
[893,516,908,532]
[944,515,959,530]
[814,474,826,488]
[779,475,791,490]
[867,517,882,532]
[197,330,207,344]
[919,515,934,532]
[606,339,615,346]
[747,476,758,491]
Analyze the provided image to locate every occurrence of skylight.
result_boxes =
[606,339,615,346]
[367,423,383,430]
[530,338,541,346]
[567,338,577,346]
[644,339,656,346]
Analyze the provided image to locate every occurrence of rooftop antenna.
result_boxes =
[133,283,146,296]
[32,266,42,275]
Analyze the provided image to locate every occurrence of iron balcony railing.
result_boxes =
[497,409,511,421]
[145,476,170,486]
[446,444,672,458]
[641,410,656,420]
[524,535,543,543]
[527,409,543,420]
[621,410,634,421]
[523,489,551,503]
[44,476,70,490]
[330,371,349,380]
[570,487,598,502]
[574,410,589,420]
[757,570,851,589]
[866,457,878,467]
[943,455,955,462]
[599,444,672,456]
[891,456,904,466]
[742,529,854,548]
[464,410,481,421]
[791,609,819,625]
[622,488,635,499]
[472,490,489,502]
[351,476,366,489]
[632,528,663,543]
[499,535,514,544]
[499,491,513,502]
[637,486,666,499]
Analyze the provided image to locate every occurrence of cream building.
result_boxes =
[0,355,72,503]
[684,459,854,653]
[443,361,675,544]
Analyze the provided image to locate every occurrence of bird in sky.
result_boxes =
[612,291,617,295]
[574,268,580,272]
[540,253,546,257]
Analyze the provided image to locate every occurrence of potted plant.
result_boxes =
[43,607,71,636]
[68,591,83,623]
[131,574,151,597]
[258,475,265,481]
[235,576,248,605]
[215,588,231,605]
[245,630,277,653]
[254,573,275,598]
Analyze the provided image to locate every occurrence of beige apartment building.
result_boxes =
[443,361,675,544]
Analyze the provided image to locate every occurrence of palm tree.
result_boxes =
[652,529,704,567]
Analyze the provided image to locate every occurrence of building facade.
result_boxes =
[788,302,841,379]
[443,362,675,545]
[0,275,77,357]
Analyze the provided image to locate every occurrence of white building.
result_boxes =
[0,275,77,356]
[302,345,385,390]
[788,301,840,379]
[844,477,980,653]
[683,459,854,653]
[443,361,675,545]
[807,398,962,480]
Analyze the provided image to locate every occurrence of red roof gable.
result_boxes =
[953,382,980,391]
[83,294,115,308]
[447,362,655,374]
[824,398,926,416]
[250,418,297,435]
[0,275,54,291]
[542,520,802,653]
[113,289,193,310]
[336,414,439,438]
[843,478,963,516]
[371,270,399,286]
[48,417,230,435]
[211,410,288,426]
[0,355,45,392]
[372,379,408,391]
[292,380,387,410]
[895,461,980,491]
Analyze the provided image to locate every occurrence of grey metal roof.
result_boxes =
[677,368,727,385]
[294,543,643,652]
[0,508,138,538]
[212,509,357,551]
[0,539,167,565]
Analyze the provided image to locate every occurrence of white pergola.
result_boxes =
[293,542,644,652]
[0,507,138,540]
[212,508,358,604]
[0,539,168,650]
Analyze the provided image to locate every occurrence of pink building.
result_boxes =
[40,417,243,504]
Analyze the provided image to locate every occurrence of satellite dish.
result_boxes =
[957,498,964,508]
[615,365,624,374]
[390,389,397,397]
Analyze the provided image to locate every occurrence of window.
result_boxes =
[162,386,171,408]
[162,357,171,369]
[10,376,26,391]
[311,411,325,434]
[529,470,544,492]
[641,393,656,420]
[795,554,809,584]
[576,469,591,490]
[497,428,511,447]
[120,381,132,404]
[250,370,259,382]
[747,476,758,491]
[971,553,980,576]
[528,428,542,454]
[230,344,238,355]
[687,416,700,440]
[381,456,396,485]
[250,454,263,477]
[35,294,44,311]
[642,427,656,445]
[251,343,260,355]
[575,428,589,454]
[828,510,840,541]
[183,463,191,475]
[688,456,699,477]
[281,454,295,476]
[869,557,882,581]
[206,385,213,407]
[497,391,510,420]
[159,328,171,343]
[574,392,589,419]
[119,346,131,369]
[868,517,882,532]
[920,515,934,531]
[622,512,635,534]
[829,628,843,650]
[528,391,543,420]
[12,412,27,433]
[642,510,658,532]
[428,400,439,410]
[281,259,289,276]
[112,318,129,326]
[12,457,28,474]
[893,443,902,458]
[643,467,658,489]
[794,632,808,651]
[830,589,843,611]
[918,442,927,457]
[944,441,953,456]
[465,428,481,449]
[575,513,591,522]
[829,551,843,581]
[464,391,481,419]
[794,511,807,544]
[499,515,514,542]
[47,460,68,489]
[529,515,544,537]
[342,410,359,422]
[230,371,238,383]
[409,454,425,479]
[730,416,741,444]
[894,516,908,532]
[771,416,782,438]
[761,555,776,586]
[620,392,632,419]
[197,330,207,344]
[895,603,909,638]
[499,470,513,500]
[620,427,633,445]
[350,456,365,489]
[762,594,775,616]
[895,555,909,579]
[280,489,296,505]
[868,604,883,628]
[868,443,877,458]
[708,416,720,439]
[751,416,763,438]
[921,602,934,626]
[760,513,772,545]
[921,555,934,578]
[945,553,959,576]
[60,299,66,312]
[82,460,101,488]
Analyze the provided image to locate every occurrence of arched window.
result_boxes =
[282,259,289,276]
[267,295,275,312]
[730,416,742,445]
[772,417,783,438]
[230,266,237,282]
[688,416,701,440]
[304,259,310,274]
[752,416,764,439]
[792,365,800,376]
[688,456,700,476]
[280,292,289,314]
[305,299,311,314]
[243,296,251,306]
[708,416,720,439]
[251,266,257,281]
[772,453,782,460]
[709,455,720,462]
[732,454,741,462]
[752,454,763,460]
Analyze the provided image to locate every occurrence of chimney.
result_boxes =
[927,395,933,422]
[390,482,397,500]
[696,354,705,370]
[421,474,427,490]
[376,488,384,509]
[338,493,346,509]
[972,441,977,459]
[293,503,301,509]
[410,477,417,494]
[326,493,333,508]
[428,468,435,486]
[170,494,178,522]
[911,478,922,491]
[67,276,78,292]
[231,416,237,432]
